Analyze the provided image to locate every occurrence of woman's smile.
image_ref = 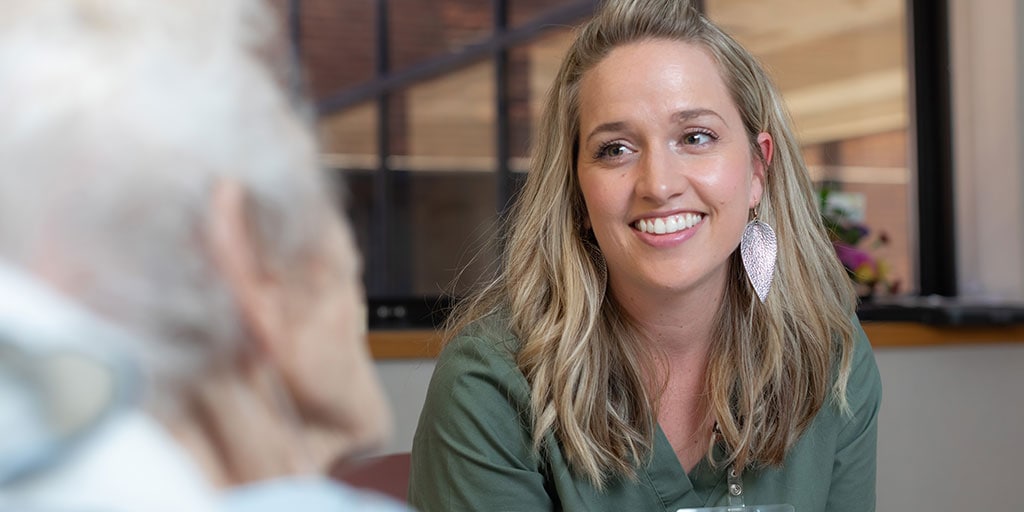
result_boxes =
[634,212,704,235]
[632,212,706,249]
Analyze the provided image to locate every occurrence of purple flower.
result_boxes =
[833,241,872,271]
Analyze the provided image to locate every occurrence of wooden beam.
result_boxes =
[368,323,1024,359]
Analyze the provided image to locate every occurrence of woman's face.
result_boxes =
[576,39,770,305]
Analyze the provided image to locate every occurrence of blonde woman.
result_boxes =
[409,0,881,510]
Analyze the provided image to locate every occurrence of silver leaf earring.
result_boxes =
[740,209,777,303]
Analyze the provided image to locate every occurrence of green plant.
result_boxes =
[819,186,900,297]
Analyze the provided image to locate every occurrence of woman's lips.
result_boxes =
[633,213,705,235]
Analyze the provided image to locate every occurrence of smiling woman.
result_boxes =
[576,40,769,315]
[575,39,774,473]
[408,1,881,511]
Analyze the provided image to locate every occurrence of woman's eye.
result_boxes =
[683,131,715,145]
[597,143,631,159]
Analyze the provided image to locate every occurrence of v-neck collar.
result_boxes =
[643,423,730,510]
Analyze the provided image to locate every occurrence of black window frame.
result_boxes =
[287,0,960,328]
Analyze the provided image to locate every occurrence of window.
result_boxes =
[706,0,915,295]
[288,0,963,327]
[298,0,593,327]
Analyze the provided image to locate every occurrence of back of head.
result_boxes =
[0,0,343,407]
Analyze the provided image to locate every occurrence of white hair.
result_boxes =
[0,0,346,408]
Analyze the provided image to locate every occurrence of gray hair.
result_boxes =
[0,0,348,407]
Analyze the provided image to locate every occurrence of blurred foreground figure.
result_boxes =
[0,0,409,510]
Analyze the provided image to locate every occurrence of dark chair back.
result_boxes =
[331,452,412,503]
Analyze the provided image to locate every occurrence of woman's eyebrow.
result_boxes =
[672,108,728,127]
[583,121,629,146]
[583,108,729,145]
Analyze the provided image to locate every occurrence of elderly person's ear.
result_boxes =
[205,179,287,360]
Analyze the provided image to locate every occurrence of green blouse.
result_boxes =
[408,317,881,511]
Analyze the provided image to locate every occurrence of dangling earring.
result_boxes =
[740,208,777,303]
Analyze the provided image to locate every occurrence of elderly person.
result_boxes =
[0,0,409,510]
[409,0,881,510]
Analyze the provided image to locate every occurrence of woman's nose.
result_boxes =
[634,147,687,203]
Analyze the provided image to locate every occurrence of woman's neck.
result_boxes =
[610,280,725,473]
[612,276,726,358]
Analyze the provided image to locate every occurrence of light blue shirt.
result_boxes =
[225,476,414,512]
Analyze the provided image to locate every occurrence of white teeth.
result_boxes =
[654,218,666,234]
[666,216,679,232]
[635,213,703,234]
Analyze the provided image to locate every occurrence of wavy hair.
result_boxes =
[446,0,857,487]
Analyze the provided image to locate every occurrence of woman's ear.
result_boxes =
[751,132,773,208]
[757,132,774,168]
[205,180,285,359]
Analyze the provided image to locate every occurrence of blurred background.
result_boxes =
[286,0,925,310]
[273,0,1023,509]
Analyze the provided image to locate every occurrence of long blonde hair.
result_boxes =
[446,0,857,487]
